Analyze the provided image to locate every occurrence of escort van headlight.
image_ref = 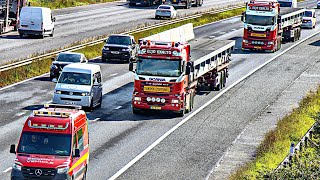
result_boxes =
[57,166,69,174]
[12,163,22,171]
[122,48,130,51]
[50,64,58,69]
[55,90,62,94]
[156,98,161,102]
[134,97,141,101]
[171,99,179,104]
[103,46,109,51]
[146,97,151,102]
[161,98,165,103]
[81,92,90,96]
[268,41,274,45]
[172,51,181,56]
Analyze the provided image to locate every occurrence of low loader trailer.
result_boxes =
[129,38,235,117]
[241,0,305,52]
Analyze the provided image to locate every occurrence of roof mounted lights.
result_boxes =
[28,120,69,130]
[33,110,71,118]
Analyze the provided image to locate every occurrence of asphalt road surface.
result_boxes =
[0,0,319,179]
[0,0,242,65]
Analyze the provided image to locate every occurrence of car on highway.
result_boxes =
[101,34,137,63]
[155,5,177,19]
[10,104,89,180]
[50,52,88,81]
[18,7,55,38]
[302,9,316,29]
[317,0,320,9]
[52,63,103,111]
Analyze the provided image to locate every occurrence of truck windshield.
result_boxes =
[107,36,131,46]
[304,11,313,17]
[17,132,71,156]
[278,2,292,7]
[58,72,91,85]
[245,15,275,26]
[136,58,181,77]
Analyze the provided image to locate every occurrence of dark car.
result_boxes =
[50,52,88,80]
[101,34,137,63]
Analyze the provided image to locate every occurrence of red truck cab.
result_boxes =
[10,104,89,180]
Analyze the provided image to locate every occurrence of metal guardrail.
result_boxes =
[0,4,244,72]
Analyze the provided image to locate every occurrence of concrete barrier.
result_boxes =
[141,23,195,42]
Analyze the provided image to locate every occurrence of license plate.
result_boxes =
[254,46,262,49]
[111,51,120,54]
[65,101,75,105]
[144,86,170,93]
[251,33,266,37]
[150,106,161,110]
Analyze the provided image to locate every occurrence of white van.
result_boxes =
[52,63,103,111]
[18,7,55,38]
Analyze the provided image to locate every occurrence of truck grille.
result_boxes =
[22,167,56,179]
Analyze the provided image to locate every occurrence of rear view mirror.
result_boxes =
[10,144,16,154]
[74,148,80,158]
[241,12,245,22]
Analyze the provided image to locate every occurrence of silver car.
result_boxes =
[155,5,177,19]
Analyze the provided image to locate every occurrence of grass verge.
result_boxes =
[229,87,320,179]
[0,7,245,88]
[28,0,117,10]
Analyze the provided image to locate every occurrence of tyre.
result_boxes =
[82,167,87,180]
[129,2,135,6]
[19,33,23,37]
[97,93,102,108]
[88,99,94,112]
[155,15,159,19]
[50,29,54,37]
[176,108,185,117]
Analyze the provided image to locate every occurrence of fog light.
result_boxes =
[152,97,156,102]
[156,98,161,102]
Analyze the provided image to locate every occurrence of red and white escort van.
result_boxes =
[10,104,89,180]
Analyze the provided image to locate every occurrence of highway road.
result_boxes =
[0,0,242,65]
[0,0,319,179]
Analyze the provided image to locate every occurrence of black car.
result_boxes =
[50,52,88,80]
[101,34,137,62]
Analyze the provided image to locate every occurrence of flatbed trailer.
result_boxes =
[0,0,26,34]
[130,36,235,116]
[241,0,304,52]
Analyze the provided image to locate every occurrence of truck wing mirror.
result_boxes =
[241,12,245,22]
[186,66,191,75]
[129,62,134,72]
[10,144,16,154]
[74,148,80,158]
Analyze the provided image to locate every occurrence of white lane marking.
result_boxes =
[16,111,26,116]
[91,118,100,122]
[109,30,320,180]
[3,167,12,173]
[115,106,122,110]
[231,29,237,31]
[109,73,118,77]
[218,32,226,34]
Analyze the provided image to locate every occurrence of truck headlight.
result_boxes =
[146,97,151,102]
[171,99,179,104]
[57,166,69,174]
[268,41,274,45]
[139,49,146,54]
[243,40,248,43]
[12,163,22,171]
[161,98,165,103]
[55,90,62,94]
[172,51,181,56]
[134,97,141,101]
[151,97,156,102]
[156,98,161,102]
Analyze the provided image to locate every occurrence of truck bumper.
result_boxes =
[132,99,182,112]
[18,29,43,36]
[242,43,275,51]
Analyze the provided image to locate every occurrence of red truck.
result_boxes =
[10,104,89,180]
[129,39,235,117]
[0,0,26,34]
[241,0,305,52]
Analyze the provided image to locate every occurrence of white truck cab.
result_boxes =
[18,7,55,38]
[278,0,297,8]
[52,63,103,111]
